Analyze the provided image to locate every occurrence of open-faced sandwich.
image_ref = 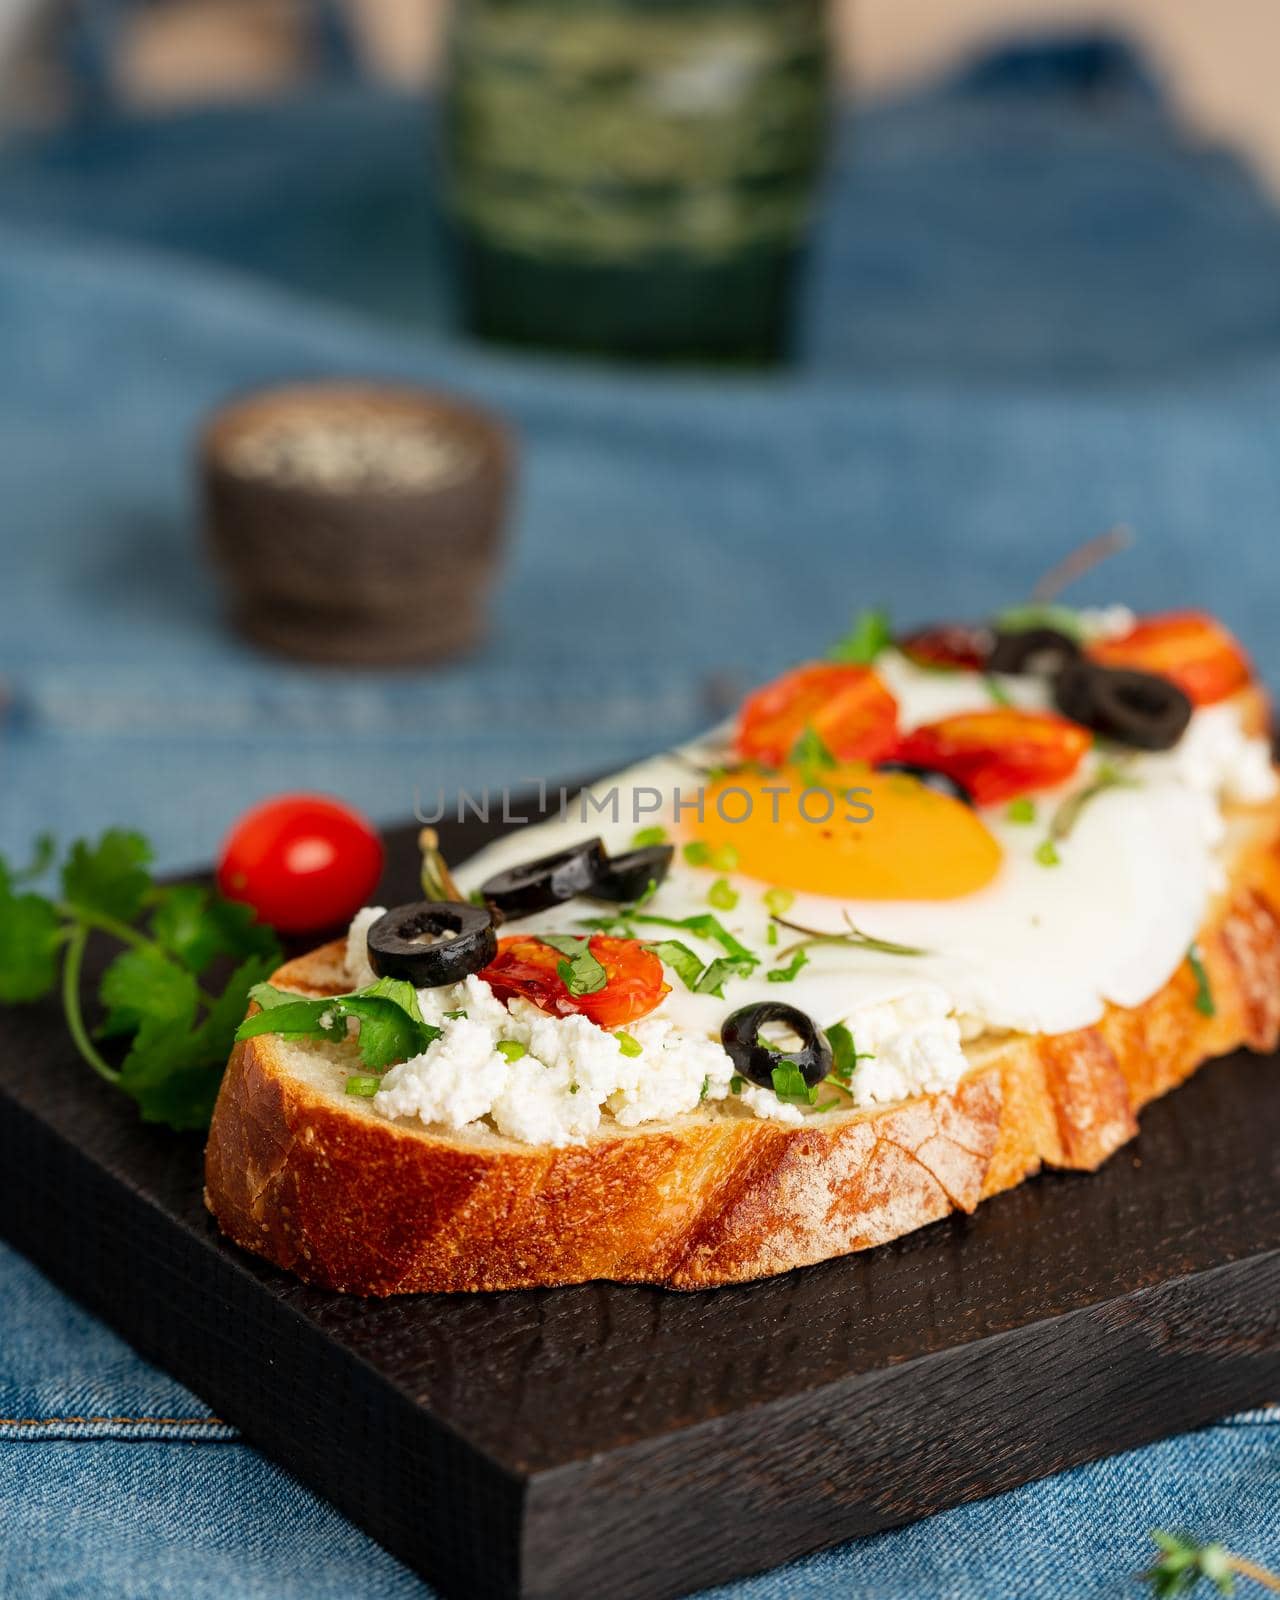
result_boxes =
[206,596,1280,1293]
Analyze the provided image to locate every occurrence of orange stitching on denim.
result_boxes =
[0,1415,228,1428]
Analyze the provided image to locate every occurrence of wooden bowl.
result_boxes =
[201,381,515,666]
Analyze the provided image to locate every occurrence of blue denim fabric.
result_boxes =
[1,35,1278,1598]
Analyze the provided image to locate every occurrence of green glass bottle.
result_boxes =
[440,0,831,363]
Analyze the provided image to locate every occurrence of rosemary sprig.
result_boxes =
[770,912,930,963]
[1141,1530,1280,1595]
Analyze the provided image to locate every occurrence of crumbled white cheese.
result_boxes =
[738,1083,804,1124]
[1076,605,1137,643]
[344,905,385,988]
[1165,704,1278,807]
[376,1017,512,1131]
[838,989,968,1110]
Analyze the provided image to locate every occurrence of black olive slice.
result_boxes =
[367,902,498,988]
[590,844,675,903]
[876,760,974,807]
[722,1002,833,1091]
[479,838,609,918]
[1054,660,1192,751]
[987,626,1082,677]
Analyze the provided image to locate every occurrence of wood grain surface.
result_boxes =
[0,808,1276,1600]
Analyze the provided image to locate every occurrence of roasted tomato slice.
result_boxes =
[735,663,899,767]
[897,623,992,672]
[480,934,669,1028]
[1088,610,1252,706]
[893,709,1091,806]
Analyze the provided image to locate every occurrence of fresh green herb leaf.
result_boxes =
[7,833,56,889]
[1005,797,1037,825]
[149,885,276,975]
[770,1062,819,1105]
[763,887,795,918]
[0,890,62,1003]
[984,674,1013,706]
[631,912,757,968]
[1034,838,1062,867]
[791,724,837,776]
[1141,1531,1245,1597]
[630,825,668,848]
[1187,945,1216,1017]
[537,934,609,997]
[693,956,753,998]
[644,938,706,991]
[729,1074,746,1094]
[682,841,712,867]
[345,1075,380,1097]
[496,1039,527,1062]
[98,945,195,1040]
[60,830,153,924]
[615,1031,642,1058]
[767,949,809,984]
[237,981,441,1073]
[828,606,892,666]
[994,603,1084,642]
[827,1020,874,1083]
[699,1075,710,1102]
[445,1008,468,1020]
[707,877,738,911]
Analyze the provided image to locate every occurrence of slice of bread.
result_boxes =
[204,799,1280,1295]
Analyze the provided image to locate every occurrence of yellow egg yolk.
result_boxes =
[696,765,1002,900]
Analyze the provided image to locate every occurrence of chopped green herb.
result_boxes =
[984,674,1013,707]
[615,1031,642,1058]
[644,939,706,991]
[709,843,739,872]
[766,922,779,946]
[345,1074,380,1097]
[1187,945,1215,1017]
[1141,1530,1252,1597]
[729,1074,746,1094]
[536,934,609,996]
[827,1020,873,1083]
[767,949,809,984]
[682,840,712,867]
[693,956,753,998]
[240,979,441,1073]
[770,1062,819,1105]
[632,911,757,969]
[763,887,795,918]
[707,877,738,911]
[1005,797,1037,825]
[683,839,738,872]
[1034,839,1061,868]
[791,724,837,778]
[1049,759,1139,842]
[699,1075,710,1103]
[444,1008,468,1021]
[828,606,892,666]
[994,602,1084,641]
[772,913,929,960]
[630,825,668,848]
[496,1039,527,1062]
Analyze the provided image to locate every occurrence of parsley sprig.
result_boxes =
[237,977,441,1070]
[1142,1530,1280,1596]
[0,830,281,1130]
[581,905,760,998]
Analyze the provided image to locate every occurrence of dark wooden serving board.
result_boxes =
[1,808,1277,1600]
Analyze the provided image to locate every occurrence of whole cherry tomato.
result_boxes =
[735,663,899,768]
[892,709,1090,806]
[217,794,383,935]
[1089,610,1251,706]
[481,935,669,1028]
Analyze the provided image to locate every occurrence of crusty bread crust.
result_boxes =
[204,790,1280,1296]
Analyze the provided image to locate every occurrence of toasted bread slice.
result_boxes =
[204,798,1280,1295]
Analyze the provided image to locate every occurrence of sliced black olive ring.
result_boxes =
[987,625,1082,678]
[367,902,497,987]
[479,838,609,918]
[1054,659,1192,751]
[589,843,675,903]
[876,760,974,807]
[721,1002,833,1091]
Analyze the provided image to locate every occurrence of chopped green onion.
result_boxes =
[1005,798,1036,825]
[729,1074,746,1094]
[709,842,739,872]
[682,840,712,867]
[345,1074,380,1097]
[766,922,779,946]
[1187,945,1216,1017]
[707,877,738,911]
[1035,839,1061,868]
[763,887,795,918]
[444,1008,468,1020]
[615,1031,642,1058]
[631,825,668,848]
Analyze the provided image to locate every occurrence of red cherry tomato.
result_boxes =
[480,935,669,1028]
[897,623,992,672]
[735,663,899,768]
[217,794,383,935]
[1088,610,1252,706]
[893,709,1091,806]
